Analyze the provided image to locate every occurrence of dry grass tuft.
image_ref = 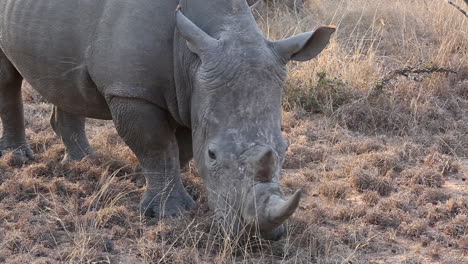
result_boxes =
[419,188,451,205]
[443,214,468,238]
[332,204,367,222]
[350,168,393,196]
[335,138,383,155]
[402,167,445,188]
[318,180,349,199]
[423,151,460,176]
[361,191,380,206]
[399,219,429,238]
[364,208,402,229]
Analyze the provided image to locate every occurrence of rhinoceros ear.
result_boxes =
[175,9,219,57]
[272,26,336,62]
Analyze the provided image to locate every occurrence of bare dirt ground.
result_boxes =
[1,0,467,263]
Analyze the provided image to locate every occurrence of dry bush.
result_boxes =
[334,224,378,252]
[364,208,402,229]
[334,138,383,155]
[350,168,394,196]
[284,143,326,169]
[265,0,468,138]
[443,214,468,238]
[458,236,468,251]
[425,199,466,226]
[361,191,380,206]
[446,198,468,216]
[425,242,441,258]
[331,204,367,222]
[399,219,429,238]
[401,167,445,188]
[362,151,401,176]
[418,188,451,205]
[317,179,349,199]
[397,141,426,164]
[284,72,356,114]
[423,151,460,176]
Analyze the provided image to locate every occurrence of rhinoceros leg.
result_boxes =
[176,127,193,170]
[0,51,34,161]
[108,97,195,217]
[50,106,94,162]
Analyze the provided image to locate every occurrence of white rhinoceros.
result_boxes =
[0,0,334,239]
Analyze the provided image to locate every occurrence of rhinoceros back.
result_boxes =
[0,0,178,120]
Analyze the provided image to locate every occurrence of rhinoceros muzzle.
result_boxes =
[228,145,301,239]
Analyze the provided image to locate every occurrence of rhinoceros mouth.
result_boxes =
[212,210,287,241]
[208,183,301,240]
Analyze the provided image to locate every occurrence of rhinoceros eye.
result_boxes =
[208,148,217,160]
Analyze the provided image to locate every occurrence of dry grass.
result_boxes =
[0,0,467,263]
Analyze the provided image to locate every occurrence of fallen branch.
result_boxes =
[371,66,458,95]
[446,0,468,17]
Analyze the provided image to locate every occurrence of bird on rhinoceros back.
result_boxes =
[0,0,334,240]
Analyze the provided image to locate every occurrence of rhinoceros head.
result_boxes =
[175,0,334,240]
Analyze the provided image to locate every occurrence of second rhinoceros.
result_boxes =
[0,0,334,239]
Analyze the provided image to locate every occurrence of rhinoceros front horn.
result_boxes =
[258,189,302,230]
[244,187,302,233]
[268,189,302,223]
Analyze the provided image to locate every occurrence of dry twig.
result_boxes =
[445,0,468,17]
[372,66,457,95]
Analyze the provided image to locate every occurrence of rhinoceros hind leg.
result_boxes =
[108,97,195,218]
[50,106,94,162]
[0,51,34,161]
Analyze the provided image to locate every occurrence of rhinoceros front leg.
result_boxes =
[0,51,34,161]
[175,127,193,170]
[108,97,196,217]
[50,106,94,162]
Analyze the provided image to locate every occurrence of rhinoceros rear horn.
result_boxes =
[250,146,276,182]
[175,9,219,57]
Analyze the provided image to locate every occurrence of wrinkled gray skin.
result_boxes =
[0,0,334,240]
